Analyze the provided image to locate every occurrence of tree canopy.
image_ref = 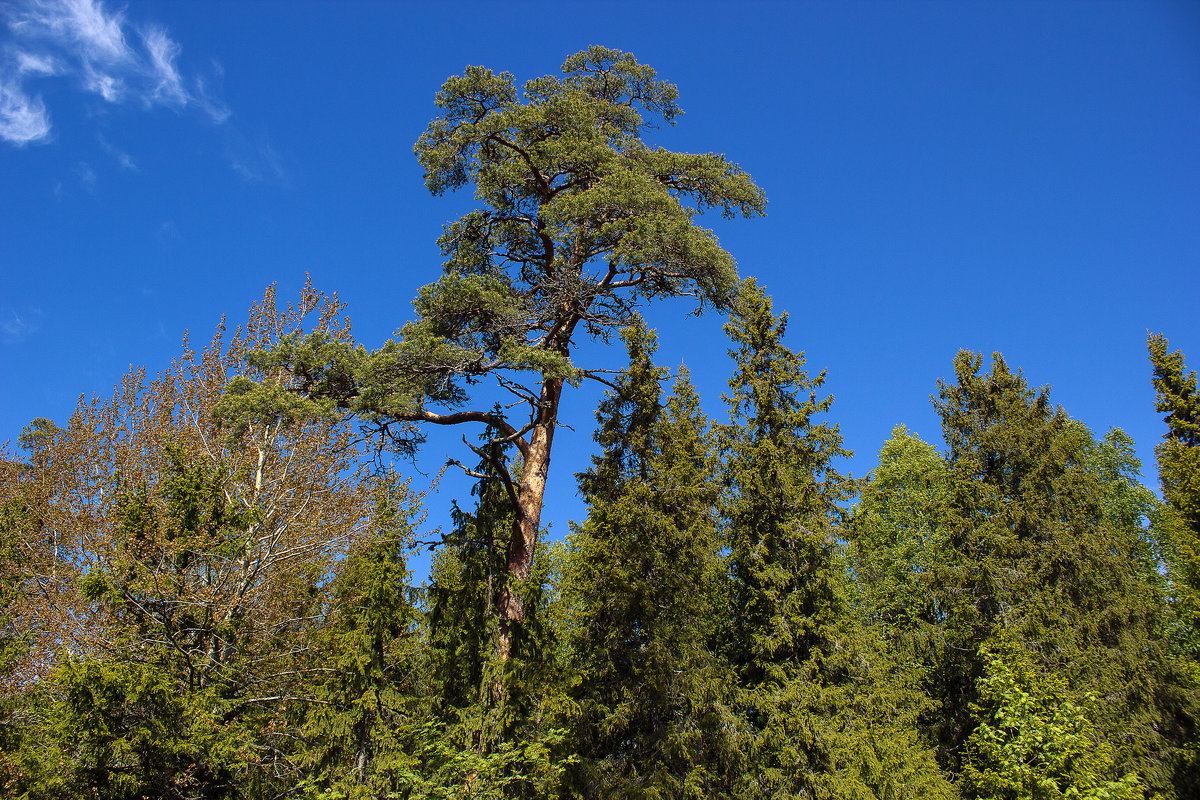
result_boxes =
[219,46,766,665]
[2,45,1197,800]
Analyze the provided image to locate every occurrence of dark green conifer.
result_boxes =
[219,47,766,668]
[930,351,1183,796]
[296,470,435,798]
[1147,333,1200,790]
[1148,334,1200,653]
[720,279,854,686]
[564,325,734,798]
[722,281,952,799]
[425,434,568,799]
[427,437,512,735]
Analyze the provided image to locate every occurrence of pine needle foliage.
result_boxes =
[218,46,767,664]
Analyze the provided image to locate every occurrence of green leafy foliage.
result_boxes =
[851,425,951,632]
[964,631,1144,800]
[22,656,237,800]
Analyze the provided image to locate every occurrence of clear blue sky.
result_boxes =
[3,0,1198,559]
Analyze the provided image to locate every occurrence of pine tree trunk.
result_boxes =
[495,376,562,663]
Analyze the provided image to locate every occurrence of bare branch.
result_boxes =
[461,436,521,514]
[394,408,530,458]
[580,371,621,391]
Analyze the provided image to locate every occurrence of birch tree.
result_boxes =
[7,282,376,699]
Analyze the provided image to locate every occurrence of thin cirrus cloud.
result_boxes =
[1,308,41,345]
[0,0,228,146]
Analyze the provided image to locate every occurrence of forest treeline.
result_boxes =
[1,286,1197,799]
[2,46,1199,800]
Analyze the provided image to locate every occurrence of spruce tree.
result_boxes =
[564,325,734,798]
[427,435,513,737]
[295,470,436,799]
[425,434,568,799]
[721,280,853,684]
[722,281,952,799]
[1148,333,1200,656]
[930,351,1182,795]
[1147,333,1200,791]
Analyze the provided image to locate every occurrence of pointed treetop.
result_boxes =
[1149,332,1200,447]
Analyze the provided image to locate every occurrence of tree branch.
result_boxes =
[485,134,551,197]
[396,409,530,458]
[580,371,621,391]
[458,436,522,515]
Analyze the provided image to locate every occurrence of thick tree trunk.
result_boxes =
[495,375,562,662]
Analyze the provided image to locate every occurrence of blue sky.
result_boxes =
[3,0,1198,558]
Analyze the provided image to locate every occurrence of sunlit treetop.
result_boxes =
[221,46,765,455]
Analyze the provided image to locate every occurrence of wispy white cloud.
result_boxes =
[1,0,228,145]
[0,75,51,143]
[97,131,134,169]
[16,50,59,76]
[142,25,185,107]
[0,307,41,344]
[22,0,131,63]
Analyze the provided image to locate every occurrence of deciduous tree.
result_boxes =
[963,631,1144,800]
[4,284,381,794]
[850,425,951,634]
